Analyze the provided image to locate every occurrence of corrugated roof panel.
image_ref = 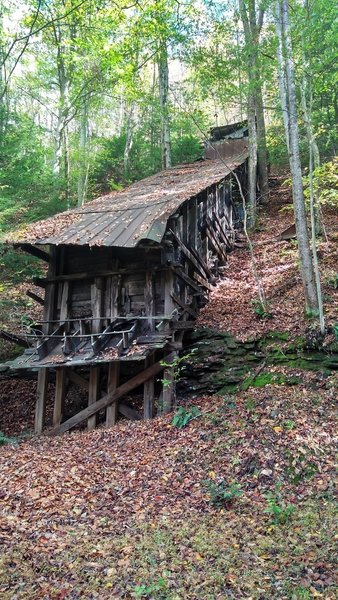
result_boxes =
[8,143,248,248]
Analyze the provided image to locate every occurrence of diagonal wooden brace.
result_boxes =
[49,352,175,435]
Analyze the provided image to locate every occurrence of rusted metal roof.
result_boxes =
[10,142,248,248]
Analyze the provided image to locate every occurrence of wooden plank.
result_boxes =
[170,293,197,319]
[91,277,103,335]
[34,266,167,285]
[50,353,175,435]
[37,324,64,360]
[53,368,66,427]
[172,267,203,295]
[169,229,210,281]
[164,268,175,332]
[144,354,155,419]
[119,403,142,421]
[19,244,50,263]
[68,370,89,391]
[88,366,100,430]
[145,271,154,331]
[26,290,44,306]
[193,271,214,292]
[43,247,57,334]
[206,221,228,263]
[161,352,177,414]
[212,211,232,248]
[106,362,119,427]
[189,245,213,279]
[35,368,49,434]
[172,321,195,330]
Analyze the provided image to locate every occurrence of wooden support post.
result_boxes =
[161,352,177,414]
[53,367,66,427]
[164,268,175,330]
[143,354,155,419]
[35,368,49,434]
[88,366,100,430]
[91,277,103,335]
[60,282,69,324]
[145,271,154,331]
[106,362,120,427]
[50,352,175,435]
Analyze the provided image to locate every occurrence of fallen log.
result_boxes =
[0,329,29,348]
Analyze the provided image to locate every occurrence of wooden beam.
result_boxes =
[35,368,49,434]
[53,368,66,427]
[169,229,210,282]
[33,266,167,285]
[170,293,197,319]
[37,324,64,360]
[49,353,175,435]
[212,211,233,248]
[106,362,119,427]
[88,366,100,430]
[161,352,177,414]
[145,271,155,331]
[26,290,44,306]
[143,354,154,419]
[91,278,103,335]
[193,272,214,292]
[59,282,69,323]
[119,403,142,421]
[172,321,195,330]
[68,370,89,391]
[206,220,228,263]
[43,246,57,335]
[19,244,50,263]
[0,329,30,348]
[189,245,213,279]
[172,267,202,295]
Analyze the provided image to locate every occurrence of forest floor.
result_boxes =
[0,176,337,599]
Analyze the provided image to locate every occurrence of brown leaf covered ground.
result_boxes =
[198,177,338,340]
[0,371,337,599]
[0,177,337,599]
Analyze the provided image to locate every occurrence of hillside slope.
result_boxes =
[0,176,337,599]
[0,372,337,599]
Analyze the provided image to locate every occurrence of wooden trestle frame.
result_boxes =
[8,160,247,436]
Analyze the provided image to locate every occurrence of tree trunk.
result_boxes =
[275,1,290,154]
[239,0,269,206]
[77,94,89,207]
[158,41,171,169]
[0,6,5,146]
[123,101,135,180]
[247,91,258,227]
[279,0,318,312]
[255,85,269,203]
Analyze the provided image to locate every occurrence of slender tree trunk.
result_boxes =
[77,94,89,207]
[275,1,290,153]
[239,0,269,215]
[239,0,269,206]
[64,125,70,208]
[300,74,322,234]
[279,0,318,311]
[123,101,135,180]
[247,91,258,227]
[255,85,269,203]
[158,41,171,169]
[0,6,5,146]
